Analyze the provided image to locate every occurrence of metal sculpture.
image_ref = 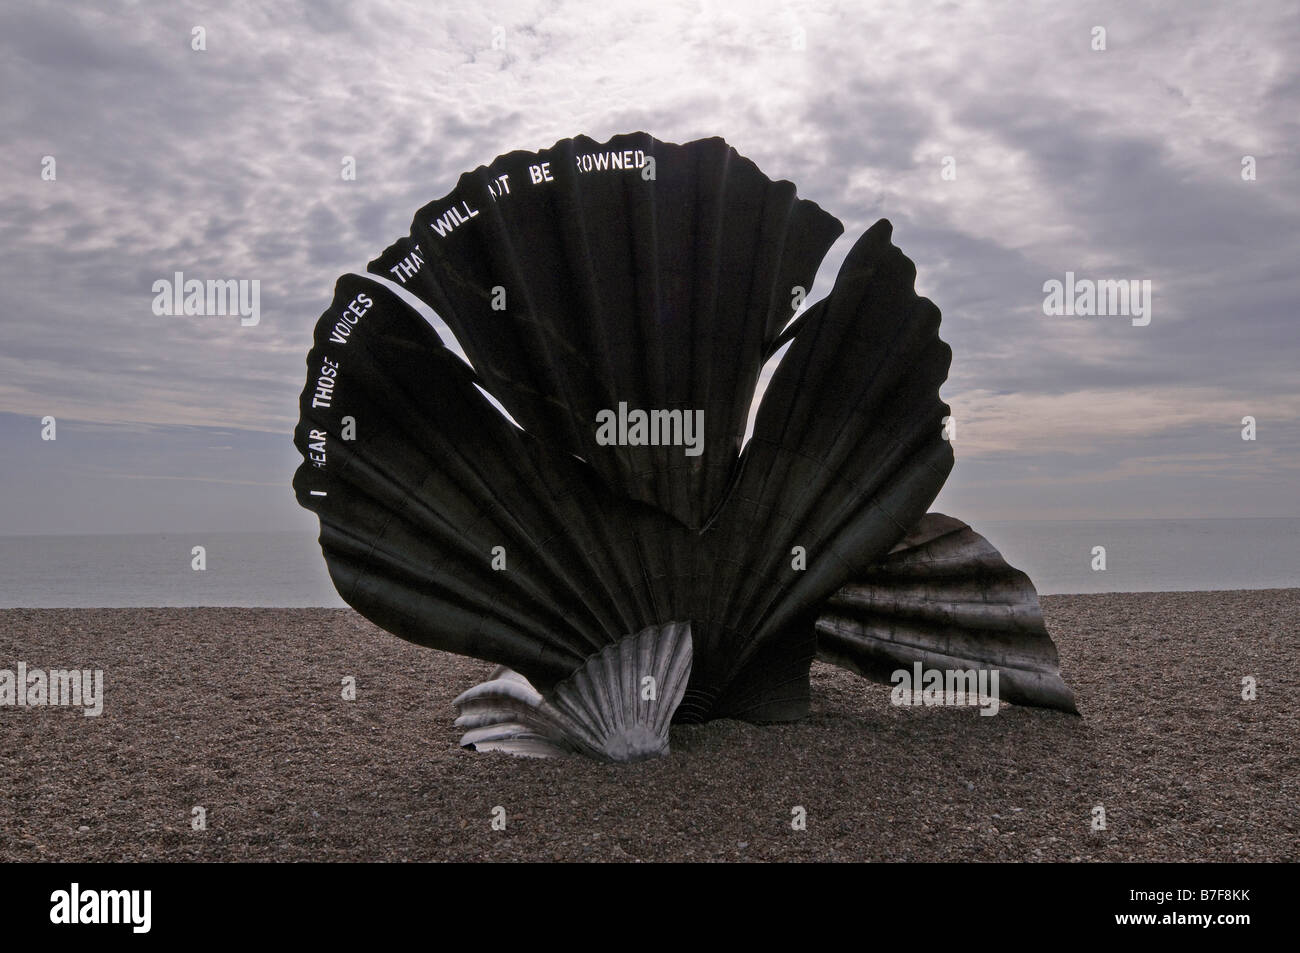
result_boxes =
[293,132,1076,762]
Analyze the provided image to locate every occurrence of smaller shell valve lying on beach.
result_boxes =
[293,132,1077,762]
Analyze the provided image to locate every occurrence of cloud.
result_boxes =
[1,0,1296,530]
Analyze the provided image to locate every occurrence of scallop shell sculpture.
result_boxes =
[293,132,1077,762]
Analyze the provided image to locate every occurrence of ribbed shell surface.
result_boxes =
[816,513,1078,713]
[294,133,956,725]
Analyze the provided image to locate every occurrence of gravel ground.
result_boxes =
[2,590,1297,862]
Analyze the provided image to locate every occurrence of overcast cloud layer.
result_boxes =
[1,0,1296,534]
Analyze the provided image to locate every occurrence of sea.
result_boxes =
[0,519,1296,607]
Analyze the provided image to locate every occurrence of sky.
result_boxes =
[0,0,1296,535]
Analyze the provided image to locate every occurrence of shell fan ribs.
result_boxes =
[293,132,1076,761]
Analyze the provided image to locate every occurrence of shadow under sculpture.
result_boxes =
[293,132,1078,763]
